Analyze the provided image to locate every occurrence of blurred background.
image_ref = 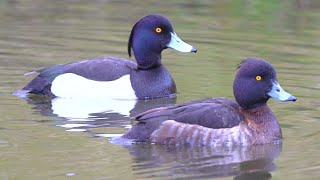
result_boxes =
[0,0,319,179]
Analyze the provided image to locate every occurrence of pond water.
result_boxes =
[1,0,320,179]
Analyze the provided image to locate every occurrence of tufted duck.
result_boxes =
[16,14,197,99]
[123,58,297,146]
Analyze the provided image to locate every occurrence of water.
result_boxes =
[1,0,320,179]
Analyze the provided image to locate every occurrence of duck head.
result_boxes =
[128,14,197,69]
[233,58,297,109]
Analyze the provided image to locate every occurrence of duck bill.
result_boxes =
[167,32,197,53]
[267,81,297,102]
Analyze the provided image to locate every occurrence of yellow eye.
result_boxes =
[155,27,162,33]
[256,75,262,81]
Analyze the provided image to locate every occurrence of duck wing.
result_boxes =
[123,98,244,141]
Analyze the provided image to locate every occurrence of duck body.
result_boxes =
[148,105,282,146]
[22,57,135,97]
[23,57,176,99]
[17,14,197,99]
[123,97,244,141]
[123,58,297,146]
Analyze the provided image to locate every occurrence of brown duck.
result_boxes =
[123,58,297,146]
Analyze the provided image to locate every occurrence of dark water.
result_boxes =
[1,0,320,179]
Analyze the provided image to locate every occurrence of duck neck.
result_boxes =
[240,104,282,138]
[133,46,162,70]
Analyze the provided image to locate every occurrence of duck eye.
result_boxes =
[155,27,162,33]
[256,75,262,81]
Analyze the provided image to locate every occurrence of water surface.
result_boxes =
[1,0,320,179]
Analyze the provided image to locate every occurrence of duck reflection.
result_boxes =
[24,95,176,131]
[121,143,281,179]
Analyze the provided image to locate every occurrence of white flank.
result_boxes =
[51,73,137,99]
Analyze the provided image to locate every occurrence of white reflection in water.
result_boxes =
[21,95,176,132]
[51,97,137,118]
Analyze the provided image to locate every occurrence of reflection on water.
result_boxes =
[121,143,281,179]
[22,95,176,132]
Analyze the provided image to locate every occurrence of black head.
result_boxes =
[233,58,296,109]
[128,14,196,69]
